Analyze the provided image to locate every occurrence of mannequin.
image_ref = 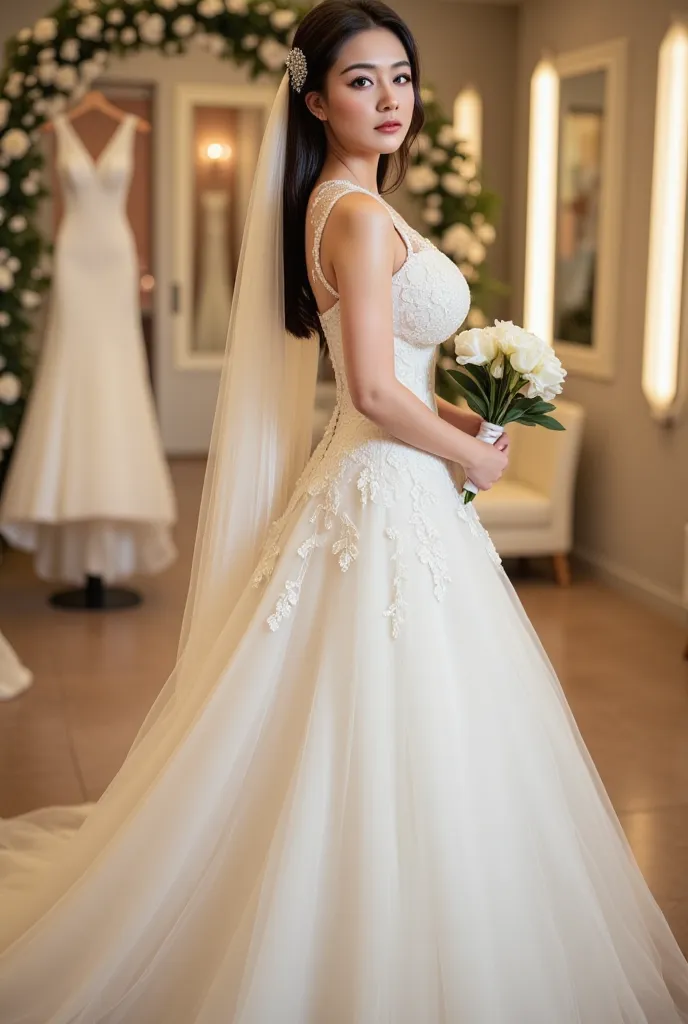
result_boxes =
[0,95,177,610]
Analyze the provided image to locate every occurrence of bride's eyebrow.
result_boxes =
[339,60,411,75]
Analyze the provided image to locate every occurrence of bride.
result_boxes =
[1,1,688,1020]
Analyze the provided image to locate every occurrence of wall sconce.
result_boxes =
[523,56,559,344]
[642,19,688,423]
[205,141,232,163]
[453,85,482,164]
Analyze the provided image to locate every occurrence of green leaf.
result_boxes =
[441,368,488,418]
[502,407,527,425]
[519,414,566,431]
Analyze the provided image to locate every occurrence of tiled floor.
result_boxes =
[0,458,687,953]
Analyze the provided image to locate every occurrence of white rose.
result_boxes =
[465,307,487,329]
[77,15,104,39]
[460,158,477,180]
[20,290,41,310]
[73,0,95,10]
[17,28,33,43]
[172,14,196,36]
[0,312,9,328]
[156,0,178,8]
[242,33,259,48]
[55,64,79,91]
[20,178,39,196]
[0,172,8,197]
[4,72,24,99]
[509,336,549,376]
[489,320,522,356]
[106,8,126,23]
[32,98,48,116]
[467,240,486,265]
[0,427,13,448]
[468,180,481,196]
[198,0,224,14]
[428,147,447,166]
[33,18,58,44]
[226,0,249,10]
[476,223,495,245]
[454,327,498,366]
[0,373,21,403]
[38,62,59,86]
[0,266,14,290]
[44,95,67,119]
[0,100,9,130]
[420,87,434,104]
[405,164,439,194]
[255,0,274,11]
[7,257,20,273]
[441,222,472,259]
[441,172,468,197]
[521,348,566,398]
[79,59,101,85]
[459,261,477,283]
[120,27,137,44]
[139,13,166,44]
[421,206,443,226]
[37,47,56,62]
[257,38,289,70]
[426,192,442,208]
[204,34,226,56]
[8,214,27,233]
[1,129,30,161]
[22,114,36,128]
[437,124,457,148]
[270,8,297,29]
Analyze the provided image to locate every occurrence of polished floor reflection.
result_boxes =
[0,458,686,953]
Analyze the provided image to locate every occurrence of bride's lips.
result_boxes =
[375,121,402,133]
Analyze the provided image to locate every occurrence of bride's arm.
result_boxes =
[435,396,482,436]
[324,194,507,492]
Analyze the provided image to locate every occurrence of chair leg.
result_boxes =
[552,553,571,587]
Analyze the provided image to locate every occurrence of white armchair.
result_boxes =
[473,399,585,585]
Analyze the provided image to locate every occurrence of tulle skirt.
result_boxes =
[0,462,687,1023]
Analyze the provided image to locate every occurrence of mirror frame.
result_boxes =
[551,38,627,381]
[172,81,277,371]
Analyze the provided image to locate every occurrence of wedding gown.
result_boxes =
[0,178,687,1023]
[0,113,176,583]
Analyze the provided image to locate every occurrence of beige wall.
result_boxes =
[511,0,688,614]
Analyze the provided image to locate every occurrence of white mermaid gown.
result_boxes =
[0,179,687,1022]
[0,114,176,583]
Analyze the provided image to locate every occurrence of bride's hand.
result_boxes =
[462,436,509,492]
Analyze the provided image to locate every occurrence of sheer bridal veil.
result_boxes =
[0,71,319,983]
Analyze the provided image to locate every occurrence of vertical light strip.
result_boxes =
[523,58,559,344]
[453,86,483,164]
[642,20,688,421]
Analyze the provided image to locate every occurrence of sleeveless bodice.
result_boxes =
[310,179,471,427]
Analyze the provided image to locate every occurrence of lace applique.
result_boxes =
[455,499,502,567]
[383,527,407,639]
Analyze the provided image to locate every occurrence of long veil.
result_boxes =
[0,71,320,1015]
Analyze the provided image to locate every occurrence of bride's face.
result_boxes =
[308,28,415,156]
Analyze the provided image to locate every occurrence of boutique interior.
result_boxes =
[0,0,687,963]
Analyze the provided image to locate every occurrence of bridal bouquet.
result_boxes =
[442,320,567,503]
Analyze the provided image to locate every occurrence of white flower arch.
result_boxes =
[0,0,303,472]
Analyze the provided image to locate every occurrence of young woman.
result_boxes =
[0,2,687,1020]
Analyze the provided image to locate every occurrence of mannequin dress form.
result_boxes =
[194,188,234,354]
[0,113,177,606]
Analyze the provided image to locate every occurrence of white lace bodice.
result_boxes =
[252,179,501,637]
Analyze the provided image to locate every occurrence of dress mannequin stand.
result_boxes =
[49,573,141,610]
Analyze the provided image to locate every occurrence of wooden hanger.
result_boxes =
[42,90,151,133]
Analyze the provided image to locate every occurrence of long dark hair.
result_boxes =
[282,0,425,341]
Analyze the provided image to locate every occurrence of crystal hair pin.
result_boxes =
[285,46,307,93]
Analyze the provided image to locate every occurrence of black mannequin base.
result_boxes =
[49,574,142,611]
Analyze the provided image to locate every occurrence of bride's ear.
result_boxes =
[304,92,328,123]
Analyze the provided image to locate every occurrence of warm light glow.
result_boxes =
[523,58,559,344]
[453,86,482,164]
[204,141,232,162]
[642,20,688,420]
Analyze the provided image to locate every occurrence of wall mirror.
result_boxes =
[552,39,627,380]
[173,82,276,370]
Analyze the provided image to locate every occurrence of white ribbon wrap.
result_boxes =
[462,420,503,496]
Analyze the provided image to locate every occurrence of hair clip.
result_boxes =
[285,46,307,93]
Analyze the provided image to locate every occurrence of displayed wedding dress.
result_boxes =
[0,113,177,583]
[0,630,32,700]
[194,189,234,354]
[0,175,687,1023]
